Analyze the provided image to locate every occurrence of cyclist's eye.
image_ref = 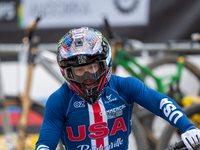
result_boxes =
[93,64,98,68]
[94,65,99,71]
[90,64,99,72]
[89,66,94,70]
[74,68,84,75]
[75,68,83,72]
[93,63,99,69]
[78,68,83,71]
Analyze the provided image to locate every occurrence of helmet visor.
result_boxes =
[64,61,107,84]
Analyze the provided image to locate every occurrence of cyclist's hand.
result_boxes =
[181,128,200,150]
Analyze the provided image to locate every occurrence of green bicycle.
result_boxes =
[113,48,200,101]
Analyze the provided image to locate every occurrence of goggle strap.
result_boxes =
[100,71,107,92]
[97,75,104,91]
[73,83,83,94]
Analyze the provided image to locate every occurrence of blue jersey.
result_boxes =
[35,75,195,150]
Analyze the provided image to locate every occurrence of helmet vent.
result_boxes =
[75,39,83,47]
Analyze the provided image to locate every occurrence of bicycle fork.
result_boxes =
[167,56,185,104]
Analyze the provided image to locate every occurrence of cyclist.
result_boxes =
[35,27,200,150]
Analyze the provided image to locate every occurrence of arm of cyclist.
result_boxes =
[120,77,200,149]
[120,77,194,131]
[35,89,66,150]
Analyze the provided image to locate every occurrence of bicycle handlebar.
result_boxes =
[165,141,187,150]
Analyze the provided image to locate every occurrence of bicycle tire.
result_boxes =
[144,55,200,132]
[129,114,149,150]
[146,55,200,96]
[156,104,200,150]
[0,95,45,150]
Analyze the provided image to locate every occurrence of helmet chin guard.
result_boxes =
[82,86,99,105]
[67,70,109,105]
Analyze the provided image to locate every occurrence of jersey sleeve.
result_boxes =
[119,76,196,133]
[35,89,66,150]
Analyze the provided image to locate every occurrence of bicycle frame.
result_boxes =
[113,49,185,95]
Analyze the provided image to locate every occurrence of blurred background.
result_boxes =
[1,0,200,43]
[0,0,200,150]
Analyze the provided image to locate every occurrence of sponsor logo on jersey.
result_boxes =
[106,104,126,115]
[77,137,123,150]
[105,94,117,104]
[160,98,183,124]
[99,104,126,119]
[106,94,112,100]
[107,111,123,119]
[74,101,86,108]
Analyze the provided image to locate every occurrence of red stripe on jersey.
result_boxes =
[92,102,104,148]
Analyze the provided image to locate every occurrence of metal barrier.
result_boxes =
[0,41,200,54]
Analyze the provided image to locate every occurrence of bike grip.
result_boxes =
[165,141,187,150]
[174,141,186,149]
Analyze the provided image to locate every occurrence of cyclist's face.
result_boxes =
[73,63,99,88]
[73,63,99,76]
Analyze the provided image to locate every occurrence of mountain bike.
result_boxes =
[0,17,150,150]
[156,103,200,150]
[103,16,200,149]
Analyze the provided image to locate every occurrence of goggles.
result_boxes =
[64,61,107,84]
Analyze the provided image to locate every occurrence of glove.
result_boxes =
[181,128,200,150]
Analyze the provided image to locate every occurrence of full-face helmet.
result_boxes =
[57,27,112,105]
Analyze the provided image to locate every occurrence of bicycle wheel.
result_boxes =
[156,104,200,150]
[145,55,200,98]
[0,95,45,150]
[129,114,149,150]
